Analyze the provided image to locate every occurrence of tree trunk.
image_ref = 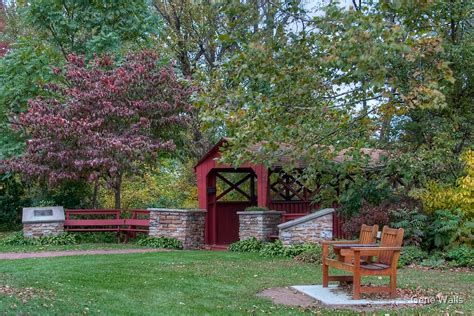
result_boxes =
[114,174,122,209]
[91,181,99,209]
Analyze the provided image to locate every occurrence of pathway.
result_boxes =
[0,248,166,260]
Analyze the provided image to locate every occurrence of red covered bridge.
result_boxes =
[195,139,386,246]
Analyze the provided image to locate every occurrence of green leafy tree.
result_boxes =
[203,0,473,207]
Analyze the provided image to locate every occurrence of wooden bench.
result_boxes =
[64,210,124,232]
[64,209,150,241]
[322,226,404,299]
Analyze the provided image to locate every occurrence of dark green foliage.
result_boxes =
[136,236,183,249]
[398,246,428,267]
[420,257,446,269]
[258,240,287,258]
[29,180,93,210]
[72,232,118,244]
[244,206,269,212]
[0,173,28,230]
[390,208,429,246]
[228,237,264,253]
[0,232,76,246]
[284,243,320,258]
[427,209,461,249]
[229,239,323,260]
[339,180,393,219]
[445,246,474,268]
[25,0,159,58]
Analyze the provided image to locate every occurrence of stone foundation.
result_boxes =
[237,211,283,241]
[23,222,64,238]
[278,208,334,245]
[148,208,206,249]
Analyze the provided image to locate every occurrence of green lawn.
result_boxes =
[0,251,472,315]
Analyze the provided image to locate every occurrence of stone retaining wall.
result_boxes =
[23,222,64,238]
[148,208,206,249]
[278,208,334,245]
[237,211,283,241]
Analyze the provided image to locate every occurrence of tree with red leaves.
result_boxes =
[6,51,194,208]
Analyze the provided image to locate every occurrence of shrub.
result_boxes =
[0,173,28,229]
[445,246,474,268]
[427,209,461,249]
[390,208,428,246]
[72,232,118,243]
[294,246,323,264]
[228,237,264,253]
[284,243,319,258]
[420,257,446,269]
[136,236,183,249]
[244,206,269,212]
[398,246,428,267]
[341,202,391,238]
[1,232,77,246]
[259,240,286,257]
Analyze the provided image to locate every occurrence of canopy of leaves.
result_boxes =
[3,51,194,208]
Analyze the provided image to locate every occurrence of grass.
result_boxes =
[0,251,472,315]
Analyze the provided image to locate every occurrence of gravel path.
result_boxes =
[0,248,166,260]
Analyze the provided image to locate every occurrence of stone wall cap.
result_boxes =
[278,208,335,230]
[147,208,207,213]
[22,206,65,224]
[236,211,284,215]
[23,220,65,224]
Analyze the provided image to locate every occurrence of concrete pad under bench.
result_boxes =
[291,285,419,306]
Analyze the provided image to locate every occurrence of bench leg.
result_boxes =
[352,270,361,300]
[390,273,397,298]
[322,263,329,287]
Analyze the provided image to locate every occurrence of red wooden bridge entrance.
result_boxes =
[195,139,350,246]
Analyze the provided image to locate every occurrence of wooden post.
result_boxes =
[253,165,269,207]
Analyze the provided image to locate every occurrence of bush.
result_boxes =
[445,246,474,268]
[1,232,77,246]
[72,232,118,243]
[0,173,28,229]
[420,257,446,269]
[228,239,324,262]
[259,240,286,257]
[284,243,319,258]
[398,246,428,267]
[136,236,182,249]
[228,237,264,253]
[244,206,269,212]
[341,202,391,238]
[294,246,323,264]
[427,209,461,249]
[390,208,428,246]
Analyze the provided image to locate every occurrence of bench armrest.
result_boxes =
[350,247,401,256]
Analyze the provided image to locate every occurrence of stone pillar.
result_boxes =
[22,206,65,238]
[237,211,283,241]
[278,208,334,245]
[147,208,207,249]
[23,222,64,238]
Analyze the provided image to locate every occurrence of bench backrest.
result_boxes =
[359,224,379,244]
[65,209,121,220]
[379,226,404,264]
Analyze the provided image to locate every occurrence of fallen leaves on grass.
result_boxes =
[0,284,55,304]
